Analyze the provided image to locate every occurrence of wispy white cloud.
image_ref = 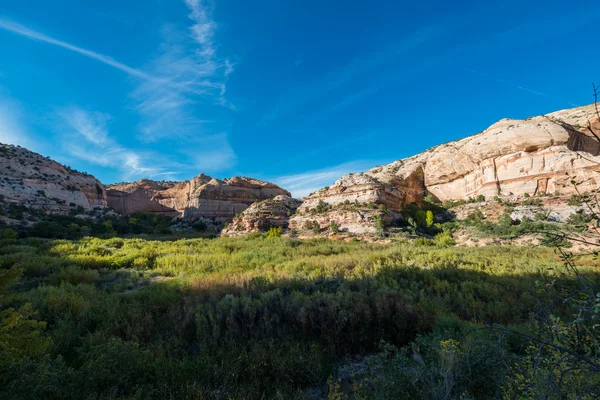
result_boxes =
[0,94,45,153]
[0,17,151,80]
[181,133,237,172]
[271,161,379,198]
[58,107,175,180]
[1,7,238,172]
[129,0,237,173]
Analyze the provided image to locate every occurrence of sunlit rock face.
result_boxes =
[106,174,290,221]
[362,103,600,202]
[0,143,107,215]
[267,104,600,236]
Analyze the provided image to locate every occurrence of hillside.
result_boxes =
[231,104,600,237]
[1,103,600,240]
[0,144,107,219]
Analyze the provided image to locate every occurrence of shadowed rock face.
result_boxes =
[0,143,107,214]
[106,174,290,221]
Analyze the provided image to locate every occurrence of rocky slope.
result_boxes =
[363,104,600,202]
[230,104,600,237]
[0,144,107,216]
[222,195,302,237]
[3,103,600,238]
[106,174,290,221]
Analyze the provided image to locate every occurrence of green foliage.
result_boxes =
[373,214,385,237]
[314,199,332,214]
[533,212,547,221]
[522,197,542,206]
[0,268,50,373]
[442,195,485,209]
[266,226,282,237]
[425,210,434,227]
[566,210,592,227]
[434,230,455,247]
[567,194,583,207]
[0,233,598,398]
[329,221,340,234]
[192,220,207,231]
[312,220,321,234]
[10,211,176,240]
[1,228,18,240]
[399,201,449,236]
[464,211,561,238]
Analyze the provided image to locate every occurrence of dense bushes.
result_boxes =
[3,211,177,240]
[0,236,598,398]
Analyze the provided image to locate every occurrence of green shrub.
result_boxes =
[329,221,339,234]
[434,231,455,247]
[266,227,282,238]
[49,266,99,285]
[315,200,331,214]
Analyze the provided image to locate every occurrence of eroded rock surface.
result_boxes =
[226,104,600,237]
[0,144,107,215]
[106,174,290,221]
[222,195,302,237]
[365,104,600,202]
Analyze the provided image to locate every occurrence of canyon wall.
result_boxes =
[106,174,291,221]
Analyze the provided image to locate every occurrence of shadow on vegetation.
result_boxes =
[1,235,599,399]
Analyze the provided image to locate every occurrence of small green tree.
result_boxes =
[315,200,331,214]
[1,228,18,240]
[425,210,434,228]
[266,227,282,238]
[329,221,339,234]
[312,221,321,234]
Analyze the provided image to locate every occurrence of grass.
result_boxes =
[1,234,599,399]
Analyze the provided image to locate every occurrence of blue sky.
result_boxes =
[0,0,598,197]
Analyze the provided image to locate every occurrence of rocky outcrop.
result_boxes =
[297,174,407,213]
[289,208,390,237]
[222,195,302,237]
[107,174,290,221]
[226,104,600,237]
[365,104,600,202]
[298,104,600,215]
[0,143,107,215]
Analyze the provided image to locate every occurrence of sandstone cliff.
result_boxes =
[0,143,107,215]
[365,104,600,202]
[300,104,600,212]
[228,104,600,237]
[106,174,291,221]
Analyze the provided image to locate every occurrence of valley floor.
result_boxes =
[1,234,599,399]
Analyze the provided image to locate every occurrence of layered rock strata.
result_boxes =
[106,174,290,221]
[0,144,107,214]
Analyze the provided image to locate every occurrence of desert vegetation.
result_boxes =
[1,228,599,398]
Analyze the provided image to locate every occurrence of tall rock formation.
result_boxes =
[305,103,600,210]
[0,144,107,215]
[106,174,291,221]
[365,104,600,202]
[232,104,600,237]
